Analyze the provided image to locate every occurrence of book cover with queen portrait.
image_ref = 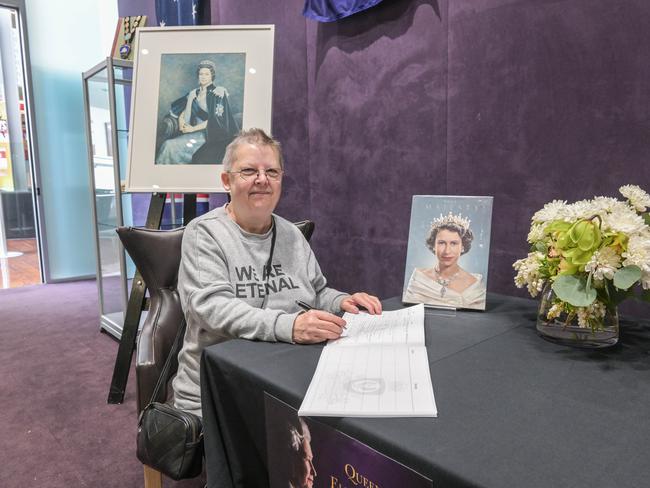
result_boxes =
[402,196,494,311]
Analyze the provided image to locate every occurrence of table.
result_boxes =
[200,294,650,488]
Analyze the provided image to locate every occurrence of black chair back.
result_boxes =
[116,226,185,412]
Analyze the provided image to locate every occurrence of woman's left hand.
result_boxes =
[340,293,382,315]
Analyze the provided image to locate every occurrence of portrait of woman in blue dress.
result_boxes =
[155,58,241,165]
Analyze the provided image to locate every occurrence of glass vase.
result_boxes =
[536,285,619,348]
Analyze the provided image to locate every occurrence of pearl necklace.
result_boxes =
[434,267,460,298]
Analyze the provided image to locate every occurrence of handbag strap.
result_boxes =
[148,317,187,407]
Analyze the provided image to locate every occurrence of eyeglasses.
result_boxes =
[227,167,283,181]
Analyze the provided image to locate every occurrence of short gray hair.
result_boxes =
[222,128,283,171]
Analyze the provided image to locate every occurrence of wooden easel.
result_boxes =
[107,193,197,404]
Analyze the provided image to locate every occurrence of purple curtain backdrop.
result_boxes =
[118,0,650,306]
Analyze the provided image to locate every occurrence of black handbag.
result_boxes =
[136,319,204,480]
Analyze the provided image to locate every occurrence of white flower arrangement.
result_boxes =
[514,185,650,330]
[619,184,650,212]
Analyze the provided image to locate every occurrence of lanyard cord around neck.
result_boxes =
[261,217,276,309]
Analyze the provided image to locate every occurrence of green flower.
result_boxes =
[548,219,602,272]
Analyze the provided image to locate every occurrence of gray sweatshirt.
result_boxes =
[173,205,348,416]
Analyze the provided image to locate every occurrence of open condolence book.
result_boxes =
[298,304,437,417]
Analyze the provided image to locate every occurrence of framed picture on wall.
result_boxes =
[402,195,494,311]
[125,25,275,193]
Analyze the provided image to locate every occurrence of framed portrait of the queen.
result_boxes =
[125,25,274,193]
[402,196,493,311]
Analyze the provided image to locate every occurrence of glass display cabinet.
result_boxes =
[82,58,139,340]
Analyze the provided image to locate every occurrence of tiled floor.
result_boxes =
[1,238,41,289]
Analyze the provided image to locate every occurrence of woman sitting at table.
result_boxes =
[172,128,382,417]
[403,212,486,310]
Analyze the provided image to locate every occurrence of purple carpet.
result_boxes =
[0,280,205,487]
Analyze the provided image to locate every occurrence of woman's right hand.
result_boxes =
[292,310,346,344]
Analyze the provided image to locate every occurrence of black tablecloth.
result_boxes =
[200,294,650,488]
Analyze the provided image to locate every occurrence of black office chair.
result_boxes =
[116,219,315,488]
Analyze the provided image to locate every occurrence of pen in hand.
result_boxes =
[294,299,349,342]
[295,300,313,312]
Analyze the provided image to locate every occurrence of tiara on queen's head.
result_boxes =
[199,59,217,70]
[430,212,471,234]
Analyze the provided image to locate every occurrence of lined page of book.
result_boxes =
[332,304,426,346]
